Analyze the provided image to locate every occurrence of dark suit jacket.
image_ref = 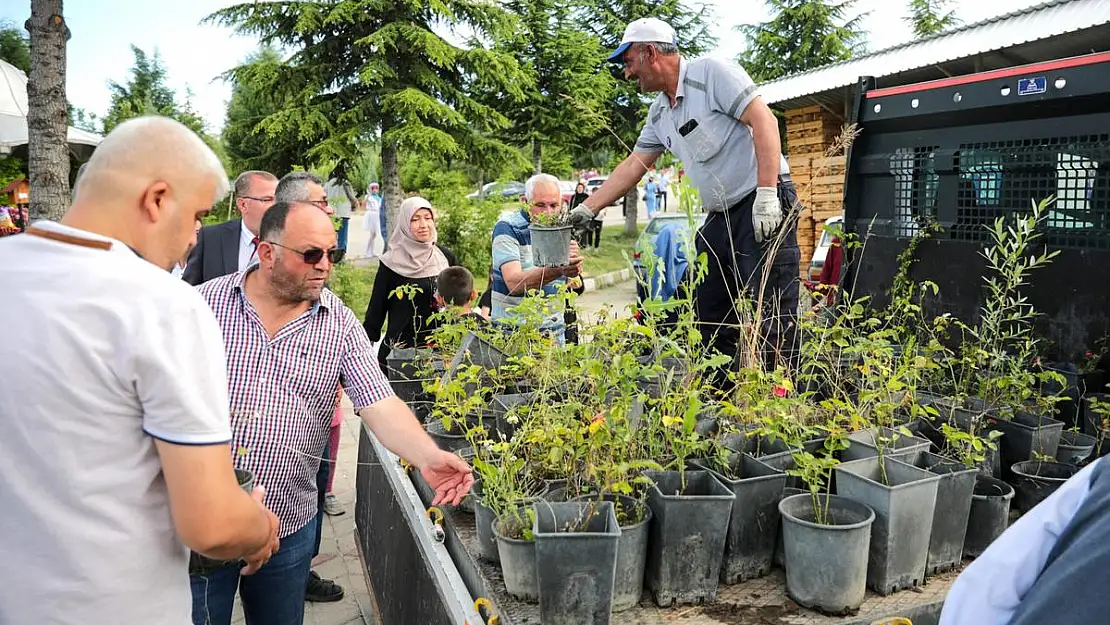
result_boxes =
[183,219,243,286]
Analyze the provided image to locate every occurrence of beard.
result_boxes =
[270,264,326,304]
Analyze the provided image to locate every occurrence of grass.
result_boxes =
[582,225,641,277]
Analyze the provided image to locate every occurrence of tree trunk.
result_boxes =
[532,137,542,174]
[380,139,402,240]
[26,0,70,222]
[623,188,638,236]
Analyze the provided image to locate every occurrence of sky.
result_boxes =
[1,0,1048,134]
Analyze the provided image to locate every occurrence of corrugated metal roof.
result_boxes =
[760,0,1110,107]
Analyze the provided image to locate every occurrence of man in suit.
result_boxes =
[182,171,278,286]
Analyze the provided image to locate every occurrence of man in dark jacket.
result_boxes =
[183,171,277,286]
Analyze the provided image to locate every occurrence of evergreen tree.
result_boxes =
[737,0,868,83]
[496,0,616,173]
[206,0,529,230]
[0,22,31,72]
[906,0,959,39]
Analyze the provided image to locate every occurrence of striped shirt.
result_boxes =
[198,268,394,537]
[489,208,564,338]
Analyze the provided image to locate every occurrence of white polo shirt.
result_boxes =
[0,222,233,625]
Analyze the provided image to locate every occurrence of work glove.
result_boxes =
[568,205,595,228]
[752,187,783,243]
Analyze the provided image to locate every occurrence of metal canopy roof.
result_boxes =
[760,0,1110,115]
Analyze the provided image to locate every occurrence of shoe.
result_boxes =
[324,493,345,517]
[306,570,344,603]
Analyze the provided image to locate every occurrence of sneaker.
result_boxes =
[306,570,344,603]
[324,493,345,516]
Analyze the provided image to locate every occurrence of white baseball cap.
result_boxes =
[608,17,678,61]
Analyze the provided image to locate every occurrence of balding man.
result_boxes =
[191,201,472,625]
[183,170,278,286]
[0,116,279,625]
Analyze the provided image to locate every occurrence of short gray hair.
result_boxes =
[235,170,278,198]
[643,41,679,56]
[275,171,324,203]
[524,173,560,202]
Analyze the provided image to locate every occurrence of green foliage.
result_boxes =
[101,46,223,164]
[0,23,30,72]
[0,156,25,192]
[430,191,506,281]
[736,0,868,83]
[906,0,960,39]
[328,262,377,317]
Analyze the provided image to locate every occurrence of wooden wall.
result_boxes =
[784,105,847,277]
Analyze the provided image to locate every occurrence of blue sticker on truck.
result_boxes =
[1018,76,1047,96]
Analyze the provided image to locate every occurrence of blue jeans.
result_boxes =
[190,518,317,625]
[337,217,350,251]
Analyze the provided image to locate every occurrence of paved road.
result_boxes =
[576,278,637,323]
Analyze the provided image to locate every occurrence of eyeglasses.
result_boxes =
[240,195,275,203]
[266,241,346,265]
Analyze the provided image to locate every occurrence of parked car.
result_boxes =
[559,180,577,208]
[585,176,620,208]
[633,213,708,312]
[807,216,844,282]
[467,181,526,202]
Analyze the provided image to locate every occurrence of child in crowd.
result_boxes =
[436,266,488,324]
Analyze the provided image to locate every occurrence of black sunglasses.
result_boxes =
[266,241,345,265]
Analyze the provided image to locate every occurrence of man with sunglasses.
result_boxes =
[191,201,473,625]
[569,17,801,382]
[183,170,278,285]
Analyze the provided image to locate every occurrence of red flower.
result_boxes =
[773,385,788,398]
[1087,351,1096,359]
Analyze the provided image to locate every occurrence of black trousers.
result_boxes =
[694,181,801,379]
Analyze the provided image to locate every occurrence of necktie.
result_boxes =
[250,236,259,261]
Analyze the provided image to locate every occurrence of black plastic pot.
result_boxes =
[426,420,472,453]
[774,487,806,568]
[778,493,875,615]
[1082,370,1107,396]
[190,469,256,573]
[1057,430,1097,465]
[1010,460,1080,513]
[834,457,941,596]
[447,332,506,376]
[913,452,977,576]
[690,453,787,584]
[532,500,620,625]
[842,426,932,464]
[493,507,539,602]
[963,475,1014,557]
[1080,393,1110,441]
[987,413,1064,481]
[644,470,735,607]
[529,225,573,267]
[572,494,651,613]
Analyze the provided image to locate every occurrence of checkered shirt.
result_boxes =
[198,268,394,537]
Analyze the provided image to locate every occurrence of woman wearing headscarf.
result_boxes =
[363,196,458,371]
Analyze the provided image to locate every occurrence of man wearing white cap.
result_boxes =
[570,17,800,378]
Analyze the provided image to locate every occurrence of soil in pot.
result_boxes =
[493,507,539,602]
[473,480,548,564]
[778,493,874,615]
[529,225,573,267]
[842,426,931,464]
[834,456,941,595]
[912,452,977,576]
[1010,460,1080,513]
[532,501,621,625]
[963,475,1014,557]
[572,494,651,612]
[1057,430,1097,465]
[426,419,474,453]
[690,453,788,584]
[986,413,1064,481]
[774,487,806,569]
[644,470,735,607]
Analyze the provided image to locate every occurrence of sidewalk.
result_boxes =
[231,396,377,625]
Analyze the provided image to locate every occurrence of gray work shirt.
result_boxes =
[635,57,790,213]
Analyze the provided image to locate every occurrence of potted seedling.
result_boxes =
[528,209,573,267]
[426,363,490,452]
[531,500,621,625]
[779,445,875,615]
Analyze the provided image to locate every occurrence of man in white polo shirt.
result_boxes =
[0,116,279,625]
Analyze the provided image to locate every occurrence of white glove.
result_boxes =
[752,187,783,243]
[568,205,595,227]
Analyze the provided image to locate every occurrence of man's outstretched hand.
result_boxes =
[420,450,475,507]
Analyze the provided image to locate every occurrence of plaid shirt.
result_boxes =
[198,268,394,537]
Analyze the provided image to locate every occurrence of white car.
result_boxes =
[586,176,620,207]
[807,216,844,282]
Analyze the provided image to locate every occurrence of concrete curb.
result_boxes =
[584,267,634,292]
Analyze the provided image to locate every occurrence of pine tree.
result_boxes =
[0,22,31,72]
[206,0,529,231]
[906,0,959,39]
[737,0,868,83]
